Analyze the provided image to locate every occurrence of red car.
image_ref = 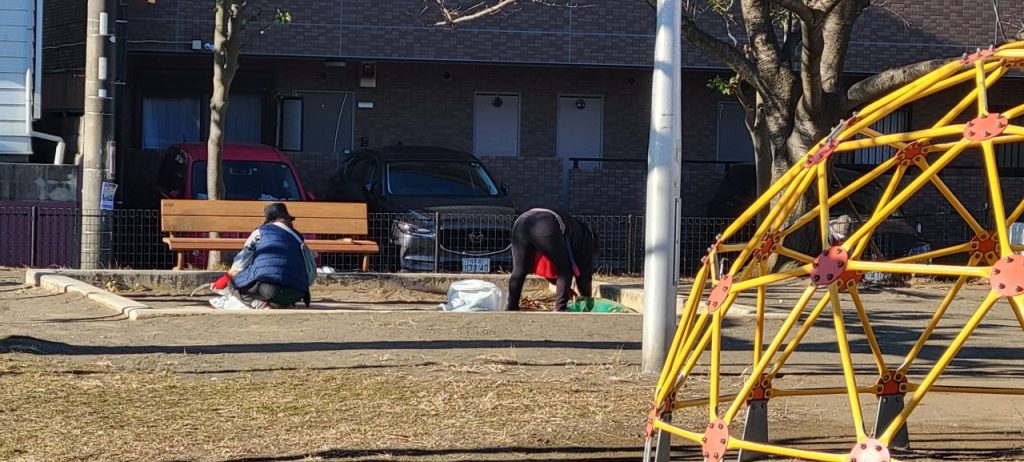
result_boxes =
[153,143,314,269]
[154,143,313,201]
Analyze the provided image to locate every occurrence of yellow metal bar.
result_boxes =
[728,438,846,462]
[856,60,963,119]
[673,393,740,410]
[857,126,908,150]
[718,244,747,253]
[719,160,805,243]
[653,419,703,444]
[1002,101,1024,120]
[834,125,965,152]
[727,168,816,276]
[816,163,832,249]
[981,140,1013,256]
[1009,196,1024,224]
[731,265,810,293]
[723,285,819,423]
[912,157,986,236]
[880,290,1002,445]
[1007,297,1024,336]
[852,162,909,259]
[849,286,887,376]
[709,309,722,420]
[923,385,1024,395]
[766,292,832,381]
[776,246,815,263]
[668,264,759,400]
[754,261,767,365]
[842,139,969,247]
[772,386,877,398]
[656,263,709,392]
[926,134,1024,152]
[974,59,989,115]
[896,256,977,374]
[846,260,989,278]
[828,285,867,440]
[934,65,1008,128]
[657,310,710,403]
[773,166,824,237]
[784,156,901,236]
[889,242,974,264]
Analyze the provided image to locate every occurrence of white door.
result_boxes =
[556,96,603,168]
[474,93,520,157]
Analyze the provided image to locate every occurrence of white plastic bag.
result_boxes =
[439,280,506,312]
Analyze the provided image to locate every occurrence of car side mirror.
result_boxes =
[500,183,510,196]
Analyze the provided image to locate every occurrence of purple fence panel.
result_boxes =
[0,206,33,266]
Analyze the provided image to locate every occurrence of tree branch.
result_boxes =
[425,0,584,28]
[680,15,769,98]
[739,0,786,75]
[819,0,866,95]
[798,18,823,110]
[771,0,812,22]
[846,58,948,109]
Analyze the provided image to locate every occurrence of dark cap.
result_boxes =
[264,202,295,223]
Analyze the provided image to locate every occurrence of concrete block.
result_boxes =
[24,269,54,286]
[86,291,149,316]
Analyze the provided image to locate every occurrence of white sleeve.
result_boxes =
[230,228,262,272]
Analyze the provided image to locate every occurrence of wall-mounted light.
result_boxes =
[491,96,504,108]
[325,59,346,68]
[575,98,586,110]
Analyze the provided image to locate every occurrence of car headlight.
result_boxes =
[394,220,436,238]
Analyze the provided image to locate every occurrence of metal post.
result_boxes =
[642,0,683,374]
[433,211,441,273]
[29,206,38,267]
[80,0,116,269]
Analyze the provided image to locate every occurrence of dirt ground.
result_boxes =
[2,268,1024,461]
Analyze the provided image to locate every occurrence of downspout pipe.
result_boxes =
[26,70,66,165]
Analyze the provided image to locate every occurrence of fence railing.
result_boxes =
[2,206,979,277]
[0,206,758,275]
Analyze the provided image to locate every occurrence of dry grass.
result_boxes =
[0,355,650,462]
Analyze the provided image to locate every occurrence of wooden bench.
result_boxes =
[161,199,379,271]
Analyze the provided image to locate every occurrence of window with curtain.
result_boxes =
[142,94,264,149]
[142,97,201,149]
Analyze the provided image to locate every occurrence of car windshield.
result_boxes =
[386,161,499,197]
[191,161,302,200]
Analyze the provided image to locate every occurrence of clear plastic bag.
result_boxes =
[439,280,507,312]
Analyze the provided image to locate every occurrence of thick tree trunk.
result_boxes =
[206,3,242,270]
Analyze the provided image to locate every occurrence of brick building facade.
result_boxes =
[38,0,1024,245]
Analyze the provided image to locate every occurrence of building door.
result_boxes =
[557,96,603,168]
[473,93,520,157]
[289,91,354,154]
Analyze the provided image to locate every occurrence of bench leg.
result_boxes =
[174,252,185,271]
[361,255,370,272]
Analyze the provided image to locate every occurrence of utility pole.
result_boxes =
[642,0,683,374]
[81,0,117,269]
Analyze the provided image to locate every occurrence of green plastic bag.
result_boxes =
[567,297,626,313]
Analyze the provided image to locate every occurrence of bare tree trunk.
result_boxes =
[206,2,243,269]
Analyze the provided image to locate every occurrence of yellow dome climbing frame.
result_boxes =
[643,41,1024,462]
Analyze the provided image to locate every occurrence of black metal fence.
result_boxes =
[0,206,756,275]
[3,206,979,276]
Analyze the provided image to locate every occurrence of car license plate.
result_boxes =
[462,257,490,273]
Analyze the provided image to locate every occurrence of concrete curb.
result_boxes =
[592,281,787,319]
[26,270,150,318]
[41,269,550,294]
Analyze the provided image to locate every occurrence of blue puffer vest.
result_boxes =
[233,224,308,292]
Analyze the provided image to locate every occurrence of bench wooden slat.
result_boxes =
[161,200,378,271]
[161,200,369,235]
[161,216,368,235]
[163,237,379,253]
[163,200,367,219]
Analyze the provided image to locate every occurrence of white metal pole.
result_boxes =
[642,0,682,374]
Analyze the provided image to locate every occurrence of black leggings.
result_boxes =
[508,212,575,311]
[238,281,306,306]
